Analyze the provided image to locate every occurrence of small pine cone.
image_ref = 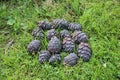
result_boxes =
[77,42,92,62]
[60,29,71,39]
[62,37,75,52]
[68,23,82,31]
[49,54,61,65]
[38,20,51,30]
[72,31,88,44]
[52,19,68,29]
[27,40,40,55]
[32,27,44,38]
[64,53,79,66]
[39,50,51,64]
[46,29,58,40]
[47,36,61,54]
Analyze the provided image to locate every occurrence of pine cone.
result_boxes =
[52,19,68,29]
[62,37,75,52]
[77,42,92,61]
[39,50,51,64]
[72,31,88,44]
[46,29,58,40]
[60,29,71,39]
[27,40,40,55]
[47,36,61,54]
[49,54,61,65]
[64,53,79,66]
[68,23,82,31]
[32,27,44,38]
[38,20,51,30]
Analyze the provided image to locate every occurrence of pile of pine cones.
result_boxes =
[27,19,92,66]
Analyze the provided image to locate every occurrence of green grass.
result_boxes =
[0,0,120,80]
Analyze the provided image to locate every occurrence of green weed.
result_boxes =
[0,0,120,80]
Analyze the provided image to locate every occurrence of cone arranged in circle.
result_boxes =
[62,37,75,53]
[46,29,58,40]
[38,20,52,30]
[27,40,40,55]
[47,36,61,54]
[60,29,71,39]
[39,50,51,64]
[72,31,88,44]
[68,23,82,31]
[77,42,92,61]
[49,54,61,65]
[32,27,44,38]
[64,53,79,66]
[52,19,68,29]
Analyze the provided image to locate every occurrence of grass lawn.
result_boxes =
[0,0,120,80]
